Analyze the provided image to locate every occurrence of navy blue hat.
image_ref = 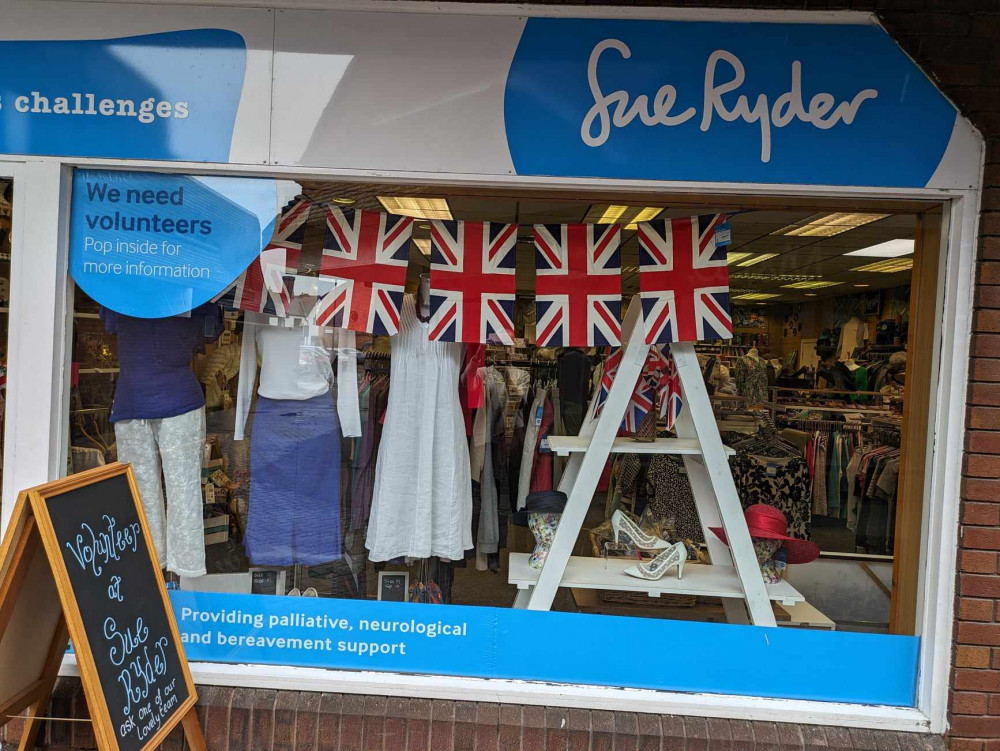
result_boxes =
[512,491,568,527]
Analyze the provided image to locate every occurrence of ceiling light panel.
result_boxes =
[736,253,779,267]
[772,212,890,238]
[377,196,452,220]
[732,293,780,301]
[851,258,914,273]
[413,238,431,256]
[844,239,915,258]
[782,281,843,290]
[583,205,662,226]
[726,252,753,265]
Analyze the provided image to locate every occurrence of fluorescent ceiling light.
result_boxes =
[804,293,818,297]
[584,205,662,226]
[726,252,753,265]
[854,283,870,288]
[330,197,355,205]
[852,258,914,273]
[844,239,914,258]
[413,238,431,256]
[782,281,842,290]
[772,212,890,238]
[732,293,780,301]
[736,253,778,267]
[377,196,452,220]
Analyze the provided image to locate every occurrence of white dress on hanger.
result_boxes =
[365,295,473,561]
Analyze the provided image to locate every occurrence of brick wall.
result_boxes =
[2,2,996,750]
[0,680,948,751]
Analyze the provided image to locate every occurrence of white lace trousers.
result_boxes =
[114,407,206,577]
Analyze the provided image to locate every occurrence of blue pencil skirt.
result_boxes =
[245,392,341,566]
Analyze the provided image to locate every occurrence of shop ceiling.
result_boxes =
[299,181,942,304]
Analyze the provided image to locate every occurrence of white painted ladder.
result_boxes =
[509,302,799,626]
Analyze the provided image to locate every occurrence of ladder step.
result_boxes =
[508,553,804,606]
[546,436,736,458]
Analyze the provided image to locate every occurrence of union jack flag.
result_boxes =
[622,376,654,433]
[645,346,683,430]
[428,220,517,344]
[534,224,623,347]
[214,197,310,316]
[316,208,413,335]
[636,214,731,344]
[592,347,621,419]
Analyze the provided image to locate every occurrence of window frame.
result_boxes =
[0,156,979,734]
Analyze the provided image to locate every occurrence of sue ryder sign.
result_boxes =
[271,11,971,189]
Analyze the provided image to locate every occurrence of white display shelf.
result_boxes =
[546,436,735,457]
[509,553,804,606]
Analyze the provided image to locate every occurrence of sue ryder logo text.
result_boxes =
[581,39,879,163]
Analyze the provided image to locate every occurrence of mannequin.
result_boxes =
[102,303,222,578]
[234,284,361,566]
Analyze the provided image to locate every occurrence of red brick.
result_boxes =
[955,667,1000,691]
[965,457,1000,480]
[950,740,985,751]
[964,527,1000,550]
[957,645,993,668]
[983,214,1000,238]
[976,310,1000,333]
[981,263,1000,285]
[950,716,1000,738]
[972,359,1000,383]
[965,501,1000,524]
[958,594,997,618]
[962,550,999,574]
[957,623,1000,647]
[963,477,1000,502]
[990,695,1000,715]
[970,381,1000,405]
[953,691,990,715]
[983,237,1000,262]
[968,431,1000,455]
[969,407,1000,430]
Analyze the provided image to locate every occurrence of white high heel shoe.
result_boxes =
[610,510,670,551]
[623,541,688,581]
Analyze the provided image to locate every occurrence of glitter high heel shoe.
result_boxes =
[623,541,688,581]
[611,509,670,551]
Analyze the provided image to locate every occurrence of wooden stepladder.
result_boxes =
[510,302,804,626]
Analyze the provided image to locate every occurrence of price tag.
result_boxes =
[534,405,543,426]
[540,436,551,453]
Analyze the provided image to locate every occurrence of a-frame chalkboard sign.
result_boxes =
[0,463,206,751]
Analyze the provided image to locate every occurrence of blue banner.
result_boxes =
[171,590,919,706]
[69,170,278,318]
[0,30,246,162]
[504,19,957,187]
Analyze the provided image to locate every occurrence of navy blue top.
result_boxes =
[102,304,223,423]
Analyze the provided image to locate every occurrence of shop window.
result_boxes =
[0,180,10,485]
[65,171,939,705]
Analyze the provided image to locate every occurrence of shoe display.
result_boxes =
[623,541,688,581]
[611,509,670,551]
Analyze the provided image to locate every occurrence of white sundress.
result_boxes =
[365,295,473,561]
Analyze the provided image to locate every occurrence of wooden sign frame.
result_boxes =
[0,463,206,751]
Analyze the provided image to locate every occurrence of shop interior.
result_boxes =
[66,179,944,635]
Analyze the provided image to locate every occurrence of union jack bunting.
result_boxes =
[214,197,310,315]
[534,224,623,347]
[317,208,413,335]
[636,214,731,345]
[428,220,517,344]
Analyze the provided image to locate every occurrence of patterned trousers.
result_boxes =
[115,407,206,577]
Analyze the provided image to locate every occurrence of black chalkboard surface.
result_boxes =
[3,463,205,751]
[42,472,190,751]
